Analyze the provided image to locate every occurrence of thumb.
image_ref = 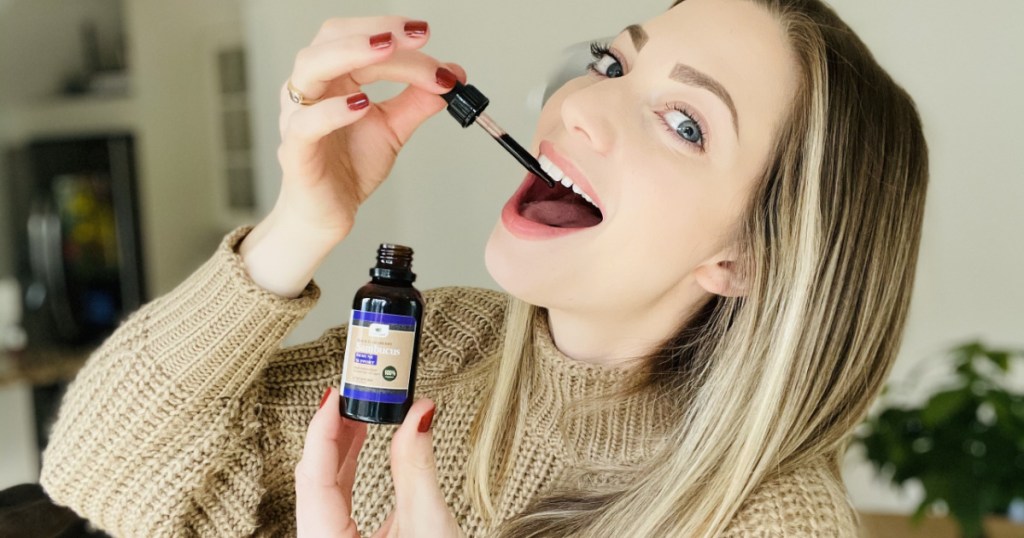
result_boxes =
[389,399,450,529]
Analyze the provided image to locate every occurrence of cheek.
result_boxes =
[609,163,726,275]
[616,158,707,234]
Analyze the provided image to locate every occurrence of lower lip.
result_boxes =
[500,172,594,240]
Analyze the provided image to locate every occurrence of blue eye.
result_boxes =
[660,106,707,152]
[586,41,709,153]
[587,42,623,78]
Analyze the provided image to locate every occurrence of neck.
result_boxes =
[544,279,710,367]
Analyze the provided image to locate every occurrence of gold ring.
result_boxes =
[286,79,321,105]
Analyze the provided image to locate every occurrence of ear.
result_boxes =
[693,248,749,298]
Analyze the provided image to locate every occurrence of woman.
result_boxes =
[38,0,928,536]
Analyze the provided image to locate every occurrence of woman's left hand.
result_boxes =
[295,387,464,538]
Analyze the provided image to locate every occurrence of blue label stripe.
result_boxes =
[354,352,377,365]
[343,384,408,404]
[351,310,417,326]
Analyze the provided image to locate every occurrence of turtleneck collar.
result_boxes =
[526,309,676,465]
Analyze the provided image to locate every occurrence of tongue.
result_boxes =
[521,199,602,228]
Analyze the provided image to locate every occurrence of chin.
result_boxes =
[485,222,539,306]
[484,222,566,309]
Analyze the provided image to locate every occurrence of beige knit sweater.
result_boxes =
[39,224,860,537]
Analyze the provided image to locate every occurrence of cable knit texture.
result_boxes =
[39,224,860,537]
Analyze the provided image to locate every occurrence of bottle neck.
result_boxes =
[373,244,415,283]
[370,266,415,285]
[371,276,414,287]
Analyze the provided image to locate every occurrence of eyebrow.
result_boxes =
[669,63,740,137]
[623,24,740,138]
[625,24,648,51]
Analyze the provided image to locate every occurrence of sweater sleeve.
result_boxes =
[39,224,321,537]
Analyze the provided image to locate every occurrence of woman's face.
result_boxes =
[485,0,798,321]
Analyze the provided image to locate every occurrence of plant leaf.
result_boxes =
[921,389,970,427]
[985,350,1010,371]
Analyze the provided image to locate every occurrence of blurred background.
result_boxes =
[0,0,1021,535]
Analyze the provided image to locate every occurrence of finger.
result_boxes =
[290,31,416,104]
[296,387,364,486]
[337,420,368,509]
[347,49,459,96]
[441,62,468,86]
[310,16,430,46]
[281,50,457,143]
[390,399,449,529]
[371,511,397,538]
[289,16,432,103]
[295,387,363,537]
[376,62,468,146]
[279,91,372,168]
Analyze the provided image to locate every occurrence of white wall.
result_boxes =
[124,0,245,295]
[830,0,1024,512]
[0,0,244,490]
[240,0,1024,515]
[0,0,123,104]
[0,0,244,294]
[833,1,1024,376]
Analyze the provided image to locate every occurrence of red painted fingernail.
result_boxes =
[435,67,457,90]
[417,405,435,433]
[404,21,428,37]
[318,387,331,409]
[369,32,393,49]
[347,93,369,111]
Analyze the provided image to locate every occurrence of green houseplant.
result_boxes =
[855,341,1024,538]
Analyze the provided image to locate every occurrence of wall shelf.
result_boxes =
[5,93,138,141]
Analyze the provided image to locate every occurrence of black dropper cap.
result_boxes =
[370,244,416,282]
[439,80,557,188]
[441,80,490,128]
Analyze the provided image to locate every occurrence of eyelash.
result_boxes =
[586,42,622,76]
[660,104,709,154]
[585,41,710,154]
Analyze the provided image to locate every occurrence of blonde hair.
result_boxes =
[467,0,929,535]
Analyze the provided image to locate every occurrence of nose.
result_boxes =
[559,81,616,155]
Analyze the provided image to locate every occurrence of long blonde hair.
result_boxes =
[467,0,930,535]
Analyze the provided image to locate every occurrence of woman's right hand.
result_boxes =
[271,16,466,246]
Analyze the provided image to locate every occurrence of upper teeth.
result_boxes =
[537,155,598,207]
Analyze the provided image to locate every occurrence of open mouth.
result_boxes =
[517,155,604,228]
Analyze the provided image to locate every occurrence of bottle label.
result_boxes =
[341,309,417,404]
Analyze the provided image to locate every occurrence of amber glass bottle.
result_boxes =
[339,244,424,424]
